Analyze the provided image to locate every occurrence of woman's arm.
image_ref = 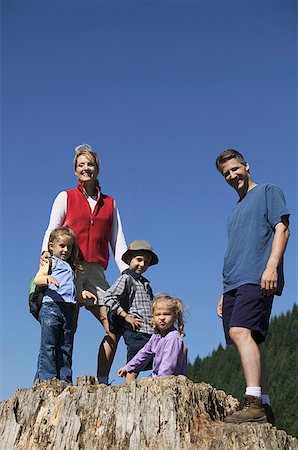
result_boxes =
[110,201,128,273]
[41,191,67,253]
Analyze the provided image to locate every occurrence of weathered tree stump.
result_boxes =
[0,376,297,449]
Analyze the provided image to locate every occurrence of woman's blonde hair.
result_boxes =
[73,143,100,172]
[48,226,78,271]
[152,294,185,337]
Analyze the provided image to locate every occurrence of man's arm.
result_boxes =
[217,294,223,318]
[261,218,290,296]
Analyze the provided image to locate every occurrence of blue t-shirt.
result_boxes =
[43,257,77,304]
[223,184,289,295]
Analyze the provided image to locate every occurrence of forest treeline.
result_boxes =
[188,304,298,438]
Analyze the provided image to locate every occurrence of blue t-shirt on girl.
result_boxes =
[43,256,77,304]
[223,184,289,296]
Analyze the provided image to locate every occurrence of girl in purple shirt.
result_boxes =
[118,294,187,380]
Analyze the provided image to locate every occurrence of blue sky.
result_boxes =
[1,0,297,400]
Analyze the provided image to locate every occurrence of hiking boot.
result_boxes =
[224,395,267,424]
[263,403,275,425]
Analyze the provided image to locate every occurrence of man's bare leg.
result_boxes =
[229,326,261,386]
[224,326,266,423]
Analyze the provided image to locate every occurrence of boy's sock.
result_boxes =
[245,386,262,398]
[261,394,270,405]
[97,376,108,385]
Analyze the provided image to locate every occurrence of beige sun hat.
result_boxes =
[122,240,159,266]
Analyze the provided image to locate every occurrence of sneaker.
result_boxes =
[263,403,275,425]
[224,395,267,424]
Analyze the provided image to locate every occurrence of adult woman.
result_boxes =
[41,144,127,383]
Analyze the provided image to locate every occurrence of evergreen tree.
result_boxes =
[188,305,298,437]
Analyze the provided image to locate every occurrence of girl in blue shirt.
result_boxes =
[34,226,95,383]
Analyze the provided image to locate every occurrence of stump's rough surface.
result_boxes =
[0,376,297,450]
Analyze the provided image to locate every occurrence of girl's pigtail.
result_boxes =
[175,299,185,338]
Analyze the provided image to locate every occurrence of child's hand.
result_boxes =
[118,368,127,377]
[47,275,60,287]
[124,315,143,331]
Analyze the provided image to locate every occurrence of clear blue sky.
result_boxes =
[1,0,297,400]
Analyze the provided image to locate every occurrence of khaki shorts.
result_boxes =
[76,262,110,307]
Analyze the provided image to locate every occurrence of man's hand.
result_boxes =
[261,266,278,296]
[124,314,143,331]
[217,294,223,318]
[261,220,290,296]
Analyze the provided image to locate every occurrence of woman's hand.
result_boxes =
[40,251,51,265]
[118,367,127,377]
[124,314,143,331]
[81,290,97,305]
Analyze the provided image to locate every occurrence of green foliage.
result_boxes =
[188,304,298,438]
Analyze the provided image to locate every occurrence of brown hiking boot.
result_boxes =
[224,395,267,424]
[263,403,275,425]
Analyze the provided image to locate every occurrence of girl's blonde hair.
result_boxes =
[73,143,100,172]
[48,226,78,270]
[152,294,185,337]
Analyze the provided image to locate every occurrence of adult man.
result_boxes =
[216,149,290,424]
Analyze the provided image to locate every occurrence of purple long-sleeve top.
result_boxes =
[124,329,187,378]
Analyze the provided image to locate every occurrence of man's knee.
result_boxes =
[229,326,250,343]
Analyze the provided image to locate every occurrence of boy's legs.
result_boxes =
[123,330,153,384]
[36,302,62,381]
[125,372,138,383]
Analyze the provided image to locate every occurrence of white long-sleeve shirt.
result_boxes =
[41,191,128,273]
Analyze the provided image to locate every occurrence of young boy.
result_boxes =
[104,240,158,383]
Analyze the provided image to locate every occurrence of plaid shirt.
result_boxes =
[104,269,154,334]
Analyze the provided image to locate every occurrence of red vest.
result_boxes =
[62,184,114,268]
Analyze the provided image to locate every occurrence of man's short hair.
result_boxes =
[216,149,247,173]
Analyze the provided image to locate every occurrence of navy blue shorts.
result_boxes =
[123,329,153,372]
[222,284,274,345]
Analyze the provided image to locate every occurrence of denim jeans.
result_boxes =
[36,301,75,383]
